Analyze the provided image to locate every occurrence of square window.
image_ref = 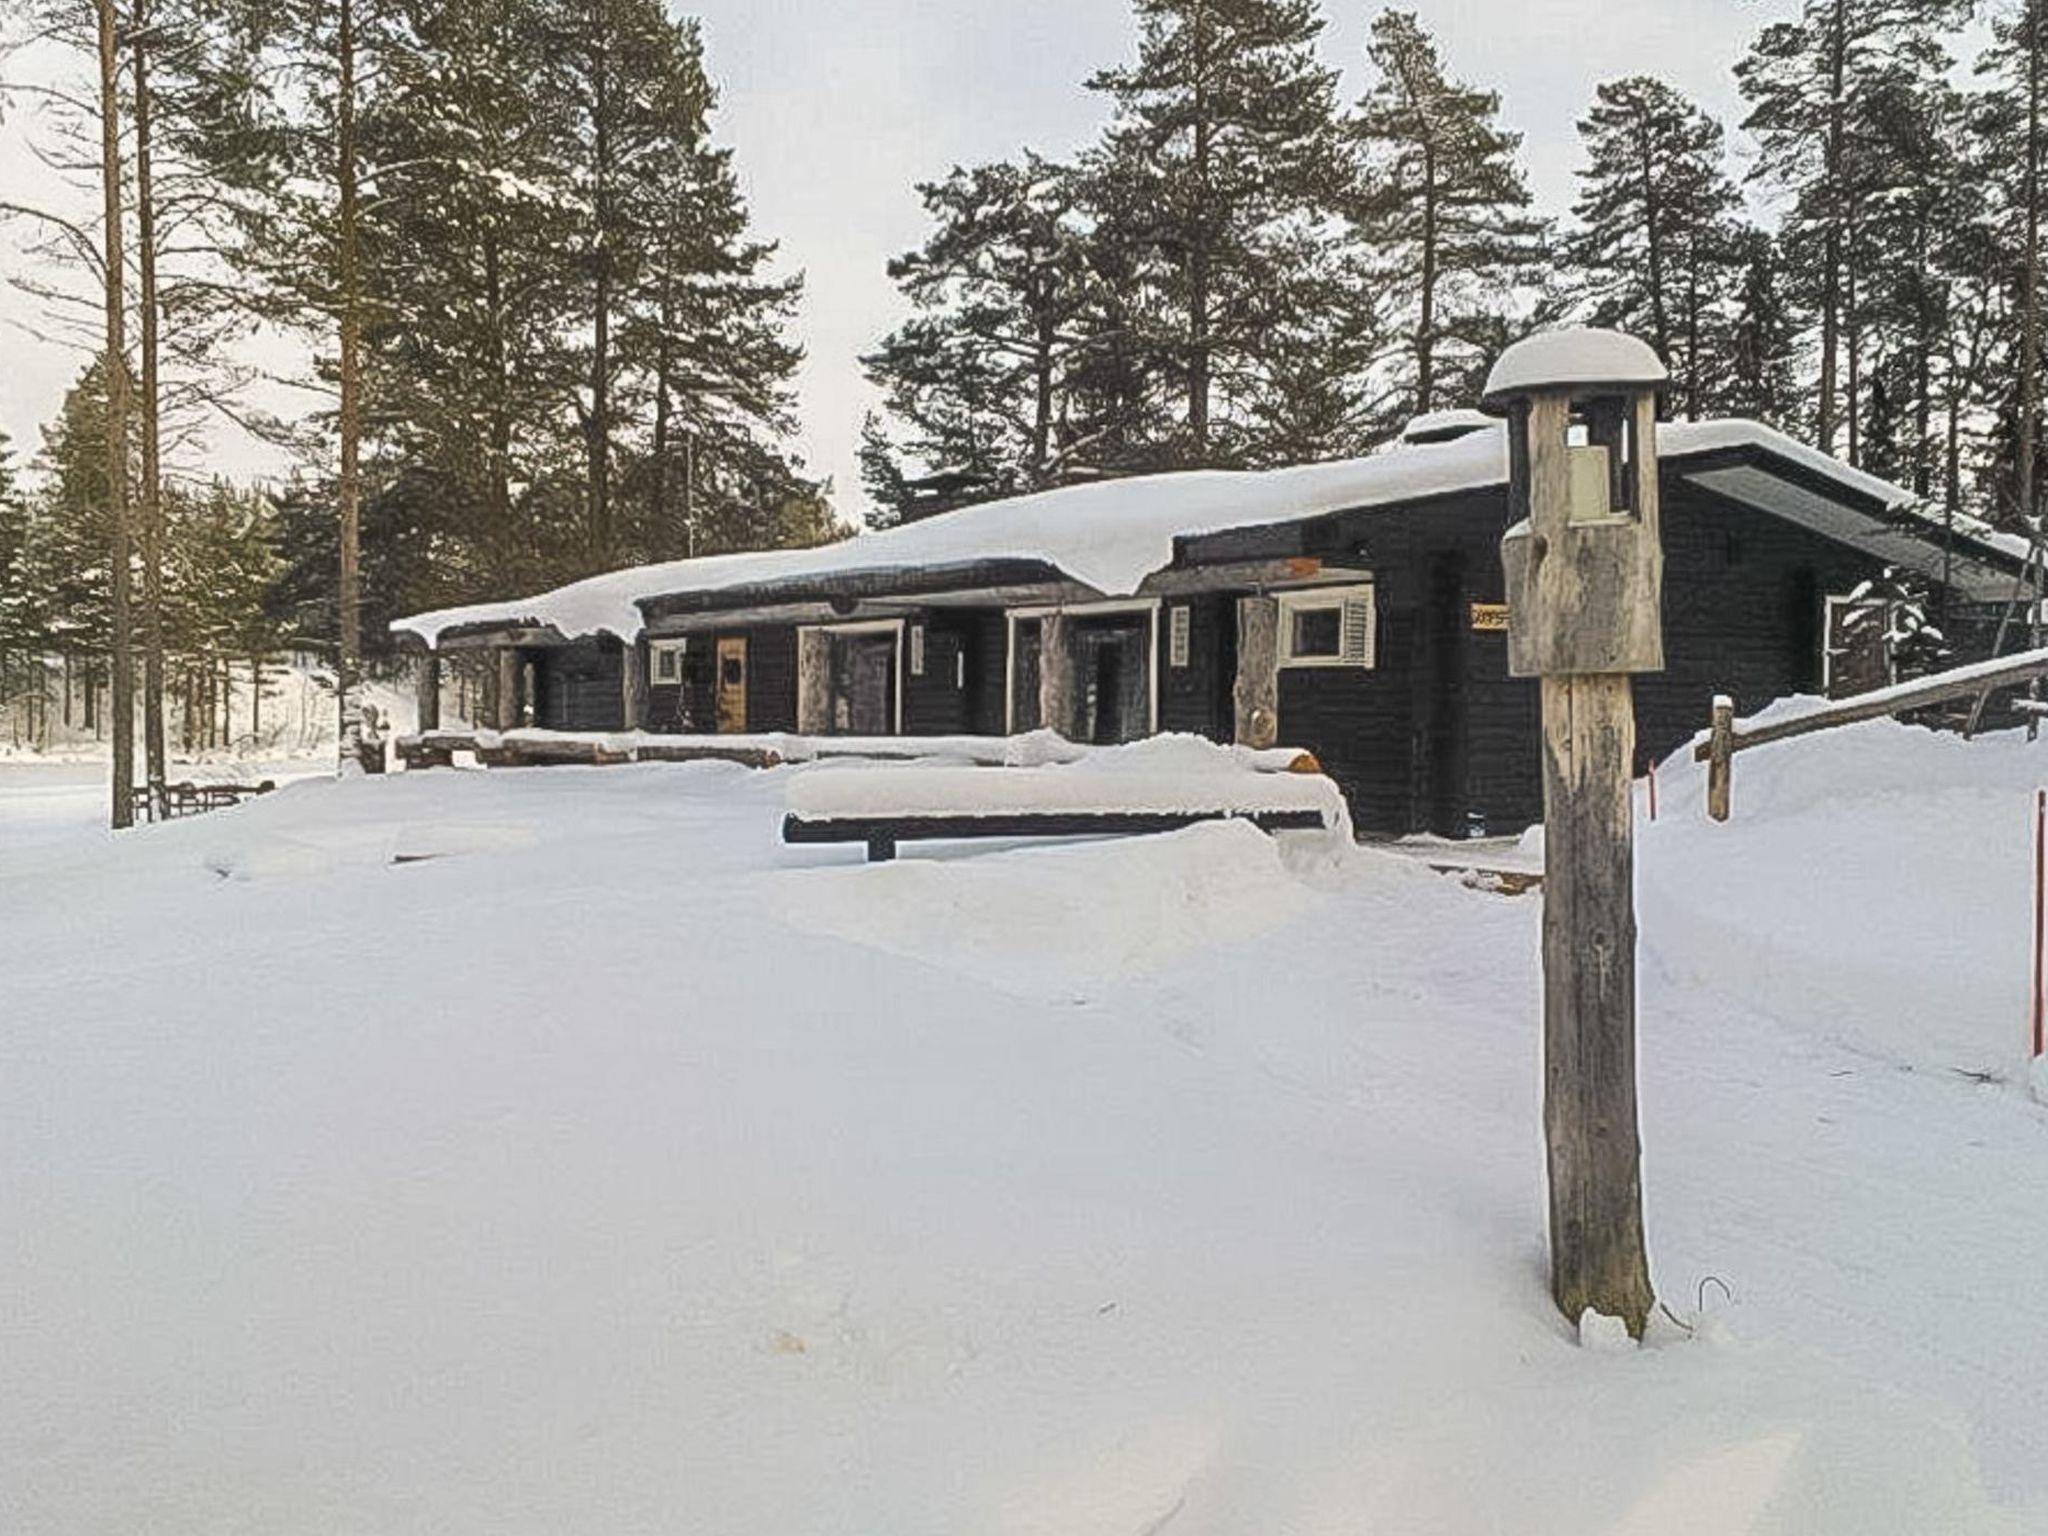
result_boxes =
[650,639,686,685]
[1290,605,1342,658]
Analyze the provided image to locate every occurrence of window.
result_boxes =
[1168,604,1192,668]
[1277,585,1375,668]
[649,638,687,686]
[908,623,926,677]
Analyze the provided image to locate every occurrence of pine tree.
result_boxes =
[1563,78,1743,418]
[1977,0,2048,529]
[1736,0,1971,460]
[1348,9,1544,430]
[861,156,1114,518]
[1084,0,1345,463]
[1722,229,1801,426]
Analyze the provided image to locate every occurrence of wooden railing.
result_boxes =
[1693,645,2048,821]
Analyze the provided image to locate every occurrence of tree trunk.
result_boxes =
[96,0,135,828]
[1418,149,1438,416]
[133,0,168,817]
[2020,0,2043,536]
[1817,0,1847,456]
[586,0,614,563]
[335,0,365,776]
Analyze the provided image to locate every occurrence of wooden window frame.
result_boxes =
[1276,583,1376,670]
[649,637,687,687]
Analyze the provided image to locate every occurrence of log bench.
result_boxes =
[781,806,1331,863]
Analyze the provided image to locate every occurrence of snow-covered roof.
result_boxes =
[1478,327,1669,409]
[393,417,2021,648]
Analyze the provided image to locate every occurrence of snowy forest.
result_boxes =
[0,0,2045,760]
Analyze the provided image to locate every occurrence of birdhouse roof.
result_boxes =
[1479,329,1670,411]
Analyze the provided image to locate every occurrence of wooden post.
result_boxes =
[1538,672,1653,1333]
[416,649,441,733]
[1234,595,1280,747]
[1707,695,1734,822]
[1486,328,1668,1341]
[796,628,832,735]
[1040,612,1077,739]
[620,638,646,732]
[496,648,520,730]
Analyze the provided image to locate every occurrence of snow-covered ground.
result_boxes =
[3,725,2046,1533]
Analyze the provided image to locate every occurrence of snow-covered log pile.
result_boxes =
[784,732,1344,825]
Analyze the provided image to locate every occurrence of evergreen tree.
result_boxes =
[1736,0,1971,459]
[1347,8,1544,430]
[1722,229,1801,426]
[1084,0,1346,463]
[1976,0,2048,529]
[861,156,1115,518]
[1563,78,1744,418]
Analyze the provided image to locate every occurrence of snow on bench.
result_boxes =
[781,736,1344,861]
[394,726,1104,771]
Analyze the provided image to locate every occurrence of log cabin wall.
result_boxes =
[1264,480,1890,836]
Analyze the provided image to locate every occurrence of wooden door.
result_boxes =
[716,636,748,733]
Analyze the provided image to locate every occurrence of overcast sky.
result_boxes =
[0,0,1795,522]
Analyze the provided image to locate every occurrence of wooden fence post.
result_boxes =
[1707,695,1733,822]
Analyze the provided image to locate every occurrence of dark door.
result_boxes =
[830,632,897,734]
[1074,615,1151,744]
[1012,619,1043,731]
[1420,553,1468,835]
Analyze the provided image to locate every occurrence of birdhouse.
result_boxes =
[1482,329,1669,679]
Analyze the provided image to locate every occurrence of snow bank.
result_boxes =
[392,419,1947,647]
[1641,709,2047,1081]
[7,758,2047,1531]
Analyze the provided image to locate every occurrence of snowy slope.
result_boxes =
[3,744,2045,1533]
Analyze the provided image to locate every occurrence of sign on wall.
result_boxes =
[1470,602,1510,633]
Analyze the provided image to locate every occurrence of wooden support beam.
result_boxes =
[1538,672,1654,1336]
[796,628,832,735]
[1233,595,1280,747]
[495,648,520,730]
[416,649,440,733]
[1040,613,1077,739]
[620,638,647,732]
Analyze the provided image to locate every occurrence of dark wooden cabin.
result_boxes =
[397,416,2026,837]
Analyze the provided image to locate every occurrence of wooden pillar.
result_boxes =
[1039,612,1076,739]
[796,628,832,735]
[496,647,520,730]
[1488,329,1668,1342]
[1538,672,1653,1333]
[416,649,441,733]
[1233,595,1280,747]
[620,638,646,732]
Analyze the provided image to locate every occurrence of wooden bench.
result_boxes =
[132,779,276,822]
[781,806,1330,863]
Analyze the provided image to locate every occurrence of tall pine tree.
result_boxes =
[1347,9,1544,431]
